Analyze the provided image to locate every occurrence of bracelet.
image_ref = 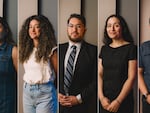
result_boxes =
[115,99,121,105]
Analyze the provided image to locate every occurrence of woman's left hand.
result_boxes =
[107,99,120,113]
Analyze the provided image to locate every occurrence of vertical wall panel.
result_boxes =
[119,1,138,113]
[38,0,58,38]
[140,0,150,43]
[82,0,98,46]
[18,1,38,113]
[99,0,116,48]
[18,0,38,30]
[59,0,81,43]
[119,0,137,44]
[4,0,17,42]
[0,0,3,17]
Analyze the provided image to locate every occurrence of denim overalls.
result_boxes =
[0,42,17,113]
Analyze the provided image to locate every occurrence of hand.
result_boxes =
[58,93,71,107]
[107,99,120,113]
[66,95,79,106]
[100,97,110,110]
[146,95,150,104]
[58,93,79,107]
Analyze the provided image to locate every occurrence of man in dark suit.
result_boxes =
[58,13,97,113]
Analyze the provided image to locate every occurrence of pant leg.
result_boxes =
[23,83,36,113]
[36,82,57,113]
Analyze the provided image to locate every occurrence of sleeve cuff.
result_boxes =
[76,94,82,104]
[49,46,57,57]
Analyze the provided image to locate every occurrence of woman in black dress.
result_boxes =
[98,14,137,113]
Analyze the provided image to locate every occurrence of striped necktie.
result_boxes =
[64,45,76,95]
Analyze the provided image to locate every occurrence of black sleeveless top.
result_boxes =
[0,42,17,113]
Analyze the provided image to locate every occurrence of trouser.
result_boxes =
[23,81,57,113]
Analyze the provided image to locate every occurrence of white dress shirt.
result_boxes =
[64,41,82,103]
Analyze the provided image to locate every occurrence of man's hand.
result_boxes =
[58,93,79,107]
[58,93,72,107]
[67,95,79,106]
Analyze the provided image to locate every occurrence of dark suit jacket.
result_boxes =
[59,41,97,113]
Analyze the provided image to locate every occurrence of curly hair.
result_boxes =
[103,14,134,45]
[0,17,15,45]
[19,15,57,63]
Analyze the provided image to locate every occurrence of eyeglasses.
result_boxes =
[67,24,84,29]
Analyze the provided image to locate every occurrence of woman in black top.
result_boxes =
[98,14,137,113]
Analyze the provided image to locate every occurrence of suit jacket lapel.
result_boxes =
[73,41,89,80]
[61,43,69,77]
[59,43,69,93]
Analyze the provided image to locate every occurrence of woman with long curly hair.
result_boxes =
[19,15,57,113]
[0,17,17,113]
[98,14,137,113]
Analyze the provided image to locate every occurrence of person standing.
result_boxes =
[139,29,150,113]
[98,14,137,113]
[58,13,97,113]
[19,15,57,113]
[0,17,17,113]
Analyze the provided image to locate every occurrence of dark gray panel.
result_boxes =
[4,0,17,43]
[39,0,58,39]
[119,0,137,44]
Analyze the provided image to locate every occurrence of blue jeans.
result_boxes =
[23,81,57,113]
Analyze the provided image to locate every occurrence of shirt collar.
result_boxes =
[68,40,82,50]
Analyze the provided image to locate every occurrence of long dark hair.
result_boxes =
[103,14,134,45]
[0,17,15,45]
[19,15,57,63]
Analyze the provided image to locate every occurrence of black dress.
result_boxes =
[99,44,137,113]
